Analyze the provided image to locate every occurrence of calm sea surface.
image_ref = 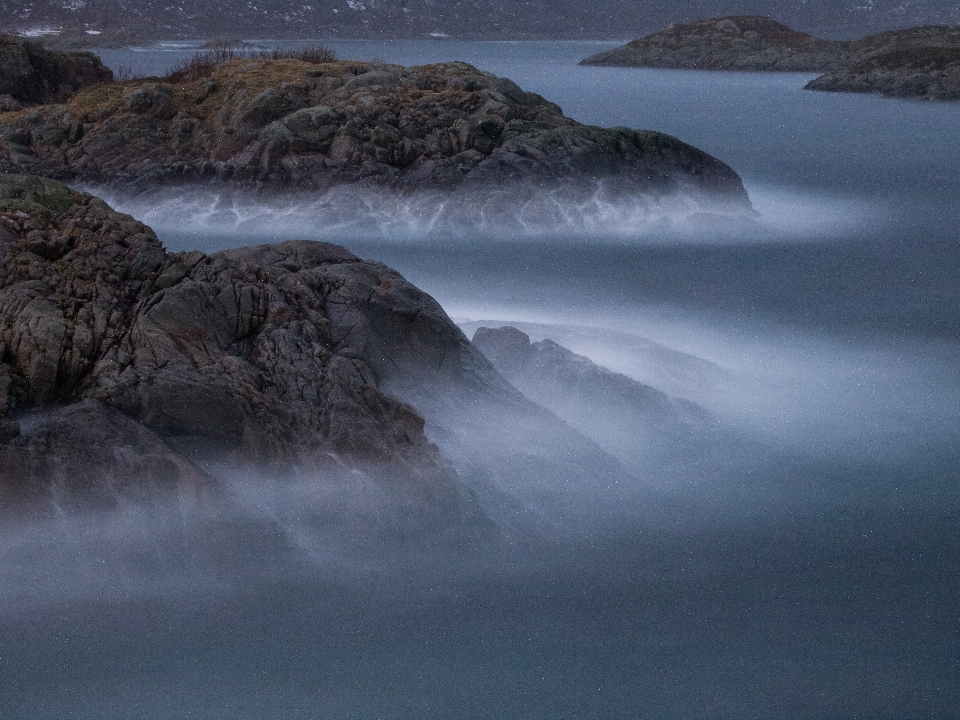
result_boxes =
[1,41,958,720]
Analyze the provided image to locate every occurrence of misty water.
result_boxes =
[2,42,959,719]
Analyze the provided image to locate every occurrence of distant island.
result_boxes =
[580,16,960,100]
[805,25,960,99]
[580,17,848,72]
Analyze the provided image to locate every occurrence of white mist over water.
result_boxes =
[101,180,880,244]
[4,41,960,720]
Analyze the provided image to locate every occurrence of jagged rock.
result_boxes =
[0,32,113,105]
[471,325,713,472]
[0,174,481,522]
[580,16,848,71]
[804,25,960,99]
[0,58,752,219]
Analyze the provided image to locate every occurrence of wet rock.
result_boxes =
[581,17,960,102]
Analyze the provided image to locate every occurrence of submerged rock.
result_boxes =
[0,57,751,222]
[0,174,480,523]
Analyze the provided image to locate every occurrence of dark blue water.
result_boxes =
[2,41,958,720]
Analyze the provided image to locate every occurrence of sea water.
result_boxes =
[1,42,958,720]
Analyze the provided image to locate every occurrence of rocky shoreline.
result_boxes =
[0,50,758,526]
[581,16,960,100]
[0,54,752,228]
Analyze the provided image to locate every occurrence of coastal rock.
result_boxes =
[581,17,960,101]
[471,326,712,471]
[805,26,960,99]
[579,16,848,71]
[0,174,479,522]
[0,32,113,106]
[0,58,752,216]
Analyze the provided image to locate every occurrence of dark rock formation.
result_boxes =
[471,326,712,472]
[804,25,960,99]
[0,174,479,521]
[580,16,848,71]
[0,58,751,220]
[0,32,113,111]
[581,16,960,101]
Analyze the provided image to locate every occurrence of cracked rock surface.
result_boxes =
[0,57,750,206]
[0,174,482,521]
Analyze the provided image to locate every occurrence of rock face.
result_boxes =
[0,32,113,111]
[0,58,751,218]
[804,25,960,99]
[0,174,480,521]
[580,16,848,71]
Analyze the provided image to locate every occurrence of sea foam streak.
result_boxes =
[90,182,762,243]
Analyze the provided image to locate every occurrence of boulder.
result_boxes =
[0,32,113,106]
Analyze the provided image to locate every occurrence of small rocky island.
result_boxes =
[581,16,960,100]
[804,25,960,100]
[579,16,848,71]
[0,53,752,226]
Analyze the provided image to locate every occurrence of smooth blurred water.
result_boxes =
[2,41,958,720]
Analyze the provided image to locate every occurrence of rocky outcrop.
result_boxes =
[580,16,848,71]
[471,326,712,472]
[581,17,960,101]
[0,32,113,111]
[0,174,481,520]
[804,25,960,99]
[0,58,751,219]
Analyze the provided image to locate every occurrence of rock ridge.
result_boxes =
[0,58,751,216]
